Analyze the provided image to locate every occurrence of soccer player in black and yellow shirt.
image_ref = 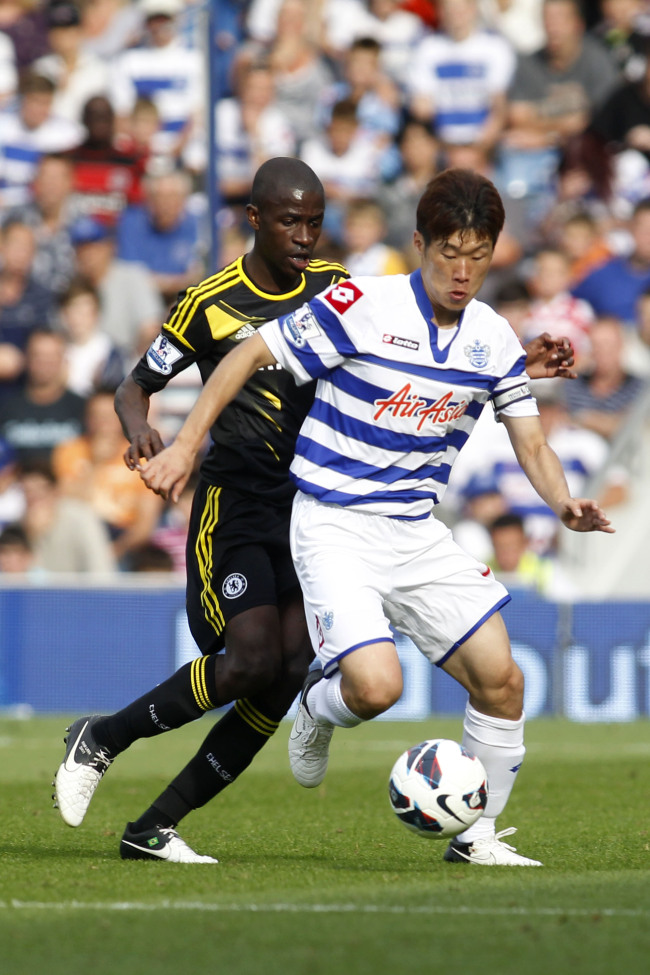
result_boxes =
[54,157,349,862]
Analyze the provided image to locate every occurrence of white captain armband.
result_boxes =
[492,383,532,414]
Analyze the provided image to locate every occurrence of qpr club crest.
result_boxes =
[464,339,490,370]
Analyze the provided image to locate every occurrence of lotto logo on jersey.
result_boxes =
[323,282,363,314]
[146,334,183,375]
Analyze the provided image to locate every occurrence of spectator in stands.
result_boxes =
[521,247,595,367]
[487,512,566,597]
[591,36,650,165]
[558,210,613,286]
[121,95,163,169]
[0,437,24,529]
[478,0,545,56]
[0,523,36,575]
[564,314,648,440]
[0,219,58,389]
[407,0,516,152]
[51,388,163,566]
[216,59,296,206]
[5,152,77,297]
[493,276,533,342]
[379,117,441,255]
[0,1,50,72]
[301,98,384,243]
[79,0,142,62]
[591,0,650,82]
[0,70,84,208]
[17,458,116,573]
[109,0,204,167]
[262,0,335,146]
[69,214,164,359]
[571,196,650,325]
[499,0,619,233]
[64,95,145,226]
[320,0,422,77]
[539,131,619,246]
[362,0,425,89]
[58,276,124,397]
[341,198,409,276]
[32,0,109,125]
[0,328,86,464]
[450,470,507,563]
[115,167,204,305]
[319,36,402,179]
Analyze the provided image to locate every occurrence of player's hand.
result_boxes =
[559,498,615,534]
[525,333,577,380]
[123,427,166,470]
[138,441,194,503]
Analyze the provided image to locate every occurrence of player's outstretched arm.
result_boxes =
[501,414,615,535]
[114,374,166,469]
[524,333,577,380]
[139,332,277,502]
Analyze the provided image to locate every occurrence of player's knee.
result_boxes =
[474,660,524,718]
[346,673,403,720]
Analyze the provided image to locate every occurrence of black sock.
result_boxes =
[132,699,280,828]
[94,655,220,754]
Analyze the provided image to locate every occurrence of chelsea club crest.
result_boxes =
[464,339,490,369]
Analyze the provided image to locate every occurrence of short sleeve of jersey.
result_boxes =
[259,284,361,384]
[130,327,199,393]
[487,314,538,418]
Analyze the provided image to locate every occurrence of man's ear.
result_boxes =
[246,204,260,231]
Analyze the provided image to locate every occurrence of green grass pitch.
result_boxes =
[1,715,649,975]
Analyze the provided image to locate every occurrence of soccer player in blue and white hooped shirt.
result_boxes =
[140,169,614,867]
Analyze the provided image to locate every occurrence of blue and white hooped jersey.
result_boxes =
[259,270,537,520]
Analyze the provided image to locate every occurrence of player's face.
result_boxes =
[413,229,493,327]
[247,188,325,288]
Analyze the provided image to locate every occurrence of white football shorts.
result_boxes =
[290,491,511,677]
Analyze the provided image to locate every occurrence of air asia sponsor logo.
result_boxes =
[373,384,469,430]
[282,306,321,347]
[323,282,363,314]
[146,334,183,375]
[383,334,419,351]
[222,572,247,599]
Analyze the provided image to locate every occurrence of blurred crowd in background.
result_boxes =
[1,0,650,594]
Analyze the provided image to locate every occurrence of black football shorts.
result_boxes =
[185,479,299,655]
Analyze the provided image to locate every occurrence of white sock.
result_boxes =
[306,670,364,728]
[454,703,526,844]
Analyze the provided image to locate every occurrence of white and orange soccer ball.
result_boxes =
[388,738,488,839]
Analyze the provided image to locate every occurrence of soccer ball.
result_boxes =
[388,738,488,839]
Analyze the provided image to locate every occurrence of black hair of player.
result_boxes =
[250,158,324,210]
[416,168,505,249]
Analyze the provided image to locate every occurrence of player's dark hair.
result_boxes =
[250,157,324,209]
[416,168,505,248]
